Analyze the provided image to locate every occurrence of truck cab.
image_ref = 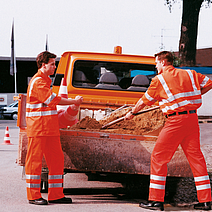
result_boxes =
[52,46,156,111]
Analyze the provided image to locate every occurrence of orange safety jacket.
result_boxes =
[142,65,212,114]
[26,70,61,137]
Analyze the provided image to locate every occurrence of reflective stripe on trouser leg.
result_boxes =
[25,137,43,200]
[43,136,65,200]
[148,116,188,202]
[195,175,211,202]
[180,116,211,203]
[149,175,166,202]
[26,175,41,200]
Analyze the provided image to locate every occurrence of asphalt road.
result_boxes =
[0,120,211,212]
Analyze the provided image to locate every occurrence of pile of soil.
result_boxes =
[70,106,166,136]
[72,116,102,130]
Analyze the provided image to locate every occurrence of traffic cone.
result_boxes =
[57,78,68,111]
[58,78,68,99]
[1,126,13,145]
[57,78,80,128]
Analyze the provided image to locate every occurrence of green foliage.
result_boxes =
[171,52,181,67]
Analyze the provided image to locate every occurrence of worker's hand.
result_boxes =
[74,95,83,105]
[124,111,134,120]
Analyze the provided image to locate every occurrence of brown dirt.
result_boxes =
[70,106,166,136]
[71,116,102,130]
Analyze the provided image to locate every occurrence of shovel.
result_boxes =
[101,106,160,129]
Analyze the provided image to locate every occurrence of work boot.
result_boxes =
[29,197,48,205]
[49,197,72,204]
[194,202,211,210]
[139,201,164,211]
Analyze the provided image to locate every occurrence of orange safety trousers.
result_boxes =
[25,136,65,200]
[149,113,211,202]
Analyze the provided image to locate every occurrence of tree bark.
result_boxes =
[179,0,203,66]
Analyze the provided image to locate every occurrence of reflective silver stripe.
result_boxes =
[194,175,209,182]
[161,99,202,113]
[49,175,63,180]
[26,103,47,109]
[44,93,57,105]
[150,183,165,190]
[26,183,40,188]
[49,183,63,188]
[158,73,201,101]
[157,75,172,98]
[29,77,41,97]
[186,70,198,91]
[26,174,40,180]
[150,174,166,181]
[26,110,58,117]
[200,76,209,88]
[159,90,201,105]
[144,92,156,102]
[158,72,202,111]
[196,184,211,191]
[171,90,201,100]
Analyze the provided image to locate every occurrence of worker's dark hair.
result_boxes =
[36,51,57,69]
[154,51,173,65]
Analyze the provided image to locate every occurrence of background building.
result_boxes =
[0,56,59,105]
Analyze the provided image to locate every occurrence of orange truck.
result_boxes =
[17,47,212,203]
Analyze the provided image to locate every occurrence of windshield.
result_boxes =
[8,102,18,107]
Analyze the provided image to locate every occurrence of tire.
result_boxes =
[12,112,18,120]
[122,175,199,205]
[121,174,150,199]
[165,177,198,205]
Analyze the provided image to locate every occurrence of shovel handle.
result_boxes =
[101,106,160,129]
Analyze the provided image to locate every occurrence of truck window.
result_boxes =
[72,60,156,91]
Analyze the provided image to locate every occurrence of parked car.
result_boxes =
[2,101,18,120]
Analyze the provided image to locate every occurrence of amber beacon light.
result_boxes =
[114,46,122,54]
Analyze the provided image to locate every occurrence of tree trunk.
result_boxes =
[179,0,203,66]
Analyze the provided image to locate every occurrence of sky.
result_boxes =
[1,0,212,58]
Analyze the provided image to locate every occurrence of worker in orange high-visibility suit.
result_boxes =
[125,51,212,211]
[25,51,83,205]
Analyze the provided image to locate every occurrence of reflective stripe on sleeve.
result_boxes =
[44,93,57,105]
[144,92,156,102]
[200,76,209,88]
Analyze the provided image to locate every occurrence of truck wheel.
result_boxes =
[122,174,150,199]
[165,177,198,205]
